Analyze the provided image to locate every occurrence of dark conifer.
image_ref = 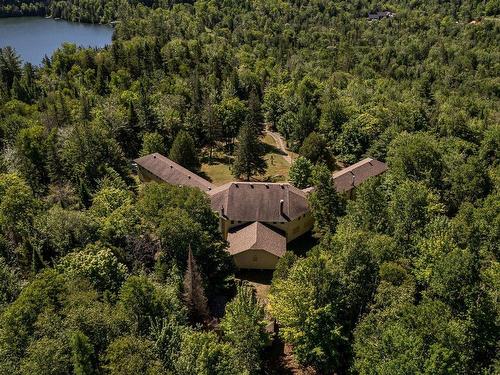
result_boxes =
[231,123,267,181]
[183,245,209,324]
[70,331,96,375]
[169,130,200,172]
[247,88,263,133]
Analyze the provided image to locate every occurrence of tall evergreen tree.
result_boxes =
[70,331,96,375]
[231,123,267,181]
[183,245,209,324]
[95,63,108,96]
[202,98,221,162]
[79,93,92,123]
[0,47,22,93]
[138,79,157,132]
[169,130,200,172]
[247,88,263,133]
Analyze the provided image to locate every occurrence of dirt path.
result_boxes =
[266,129,293,164]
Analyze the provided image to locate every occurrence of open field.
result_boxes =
[201,158,234,186]
[201,134,294,186]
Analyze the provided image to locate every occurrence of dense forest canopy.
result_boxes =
[0,0,499,374]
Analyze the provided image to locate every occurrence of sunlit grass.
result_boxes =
[201,162,234,185]
[201,134,292,185]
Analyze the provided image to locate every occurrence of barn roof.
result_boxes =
[227,222,286,257]
[208,182,309,223]
[134,153,214,192]
[331,157,388,193]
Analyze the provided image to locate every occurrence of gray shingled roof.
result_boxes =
[134,153,214,192]
[331,157,388,193]
[227,222,286,257]
[209,182,309,223]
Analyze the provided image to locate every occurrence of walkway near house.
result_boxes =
[265,128,293,164]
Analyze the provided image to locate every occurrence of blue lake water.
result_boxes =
[0,17,113,65]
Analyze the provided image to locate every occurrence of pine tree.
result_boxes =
[79,93,92,123]
[19,62,38,103]
[57,91,71,126]
[169,130,200,172]
[231,123,267,181]
[183,245,209,324]
[10,76,24,101]
[122,101,141,157]
[70,331,96,375]
[202,98,221,162]
[247,88,263,133]
[0,46,22,93]
[138,79,157,132]
[95,64,107,96]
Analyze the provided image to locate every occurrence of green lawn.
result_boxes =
[201,135,292,186]
[201,162,234,186]
[262,134,290,182]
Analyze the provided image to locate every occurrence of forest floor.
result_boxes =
[201,133,294,185]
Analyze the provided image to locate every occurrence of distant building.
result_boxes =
[368,11,395,21]
[134,153,387,270]
[331,157,388,197]
[134,153,214,192]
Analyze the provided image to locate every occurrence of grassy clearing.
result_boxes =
[201,162,234,185]
[262,136,290,182]
[201,134,292,186]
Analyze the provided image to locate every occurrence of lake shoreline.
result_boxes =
[0,14,116,26]
[0,17,114,65]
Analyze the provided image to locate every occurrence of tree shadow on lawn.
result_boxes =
[262,141,287,157]
[198,170,214,183]
[201,154,233,165]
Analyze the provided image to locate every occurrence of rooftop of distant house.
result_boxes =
[368,11,395,20]
[331,157,388,193]
[134,153,214,192]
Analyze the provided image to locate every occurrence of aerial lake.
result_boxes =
[0,17,113,65]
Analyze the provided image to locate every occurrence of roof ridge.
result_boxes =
[332,157,375,178]
[135,153,213,189]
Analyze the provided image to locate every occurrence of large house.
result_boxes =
[208,181,312,269]
[135,153,387,269]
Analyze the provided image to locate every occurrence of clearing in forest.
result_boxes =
[201,133,295,186]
